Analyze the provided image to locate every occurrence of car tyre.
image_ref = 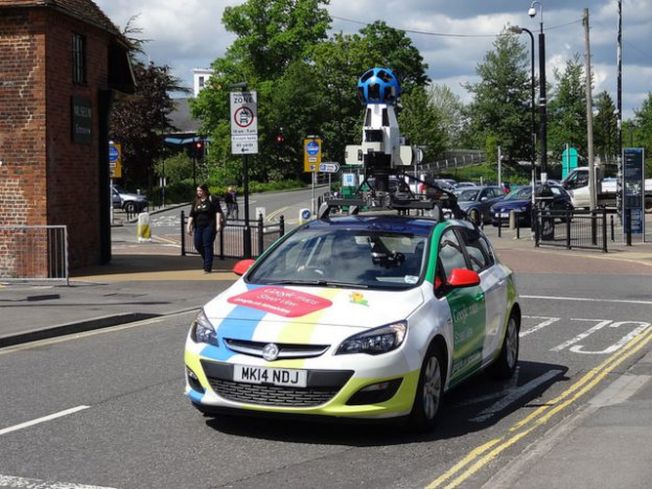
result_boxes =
[408,343,445,432]
[124,201,137,214]
[488,312,520,380]
[469,209,481,225]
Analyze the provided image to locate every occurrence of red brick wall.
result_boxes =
[0,6,113,274]
[45,10,111,268]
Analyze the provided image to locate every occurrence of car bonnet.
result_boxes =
[202,281,425,340]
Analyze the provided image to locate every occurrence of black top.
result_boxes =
[224,191,237,205]
[190,196,222,228]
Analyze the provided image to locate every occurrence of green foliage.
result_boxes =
[593,91,618,165]
[485,134,498,165]
[398,87,447,161]
[634,92,652,157]
[464,32,532,164]
[429,84,466,148]
[153,153,193,183]
[441,163,531,185]
[547,54,587,162]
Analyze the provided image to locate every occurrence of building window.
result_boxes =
[198,76,205,88]
[72,33,87,84]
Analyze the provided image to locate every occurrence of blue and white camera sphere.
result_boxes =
[357,67,401,105]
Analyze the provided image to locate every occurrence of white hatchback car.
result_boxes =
[184,214,520,431]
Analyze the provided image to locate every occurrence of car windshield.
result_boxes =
[457,189,479,201]
[505,186,532,200]
[247,227,428,290]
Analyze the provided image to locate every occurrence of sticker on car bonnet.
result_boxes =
[227,286,333,317]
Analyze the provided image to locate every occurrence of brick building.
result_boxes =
[0,0,134,276]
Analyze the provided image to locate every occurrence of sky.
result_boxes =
[95,0,652,119]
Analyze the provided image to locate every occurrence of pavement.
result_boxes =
[1,212,652,488]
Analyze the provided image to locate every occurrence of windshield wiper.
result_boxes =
[262,279,368,289]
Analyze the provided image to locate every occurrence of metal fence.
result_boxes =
[181,212,285,259]
[533,208,608,252]
[0,225,69,284]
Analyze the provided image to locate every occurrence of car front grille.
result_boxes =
[207,379,339,407]
[223,338,330,359]
[201,360,353,408]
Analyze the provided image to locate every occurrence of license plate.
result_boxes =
[233,365,308,388]
[499,212,509,218]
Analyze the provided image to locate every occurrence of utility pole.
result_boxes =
[497,145,502,190]
[583,8,596,210]
[616,0,623,220]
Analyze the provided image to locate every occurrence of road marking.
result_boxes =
[522,294,652,305]
[0,405,90,436]
[0,474,116,489]
[570,321,650,355]
[520,316,560,337]
[470,370,563,423]
[551,319,612,352]
[266,206,289,222]
[425,326,652,488]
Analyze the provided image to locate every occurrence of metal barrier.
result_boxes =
[181,212,285,259]
[533,207,608,252]
[0,225,69,284]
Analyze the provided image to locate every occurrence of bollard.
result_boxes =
[625,208,632,246]
[610,215,614,242]
[602,208,608,253]
[181,210,186,256]
[509,210,516,230]
[137,212,151,242]
[497,214,502,238]
[257,214,264,256]
[279,215,285,237]
[515,212,520,239]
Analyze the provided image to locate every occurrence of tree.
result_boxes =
[397,87,447,162]
[633,92,652,155]
[464,32,532,164]
[428,84,465,147]
[547,54,586,163]
[593,91,618,165]
[110,19,187,190]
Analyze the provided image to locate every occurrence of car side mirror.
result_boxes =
[447,268,481,288]
[481,196,488,201]
[233,259,255,276]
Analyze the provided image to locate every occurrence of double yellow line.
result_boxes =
[426,325,652,489]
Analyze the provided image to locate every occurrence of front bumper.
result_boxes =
[184,344,420,419]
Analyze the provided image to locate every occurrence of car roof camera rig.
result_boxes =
[322,67,465,221]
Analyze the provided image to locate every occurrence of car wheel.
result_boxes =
[488,312,520,380]
[124,201,136,214]
[469,209,480,225]
[408,343,445,432]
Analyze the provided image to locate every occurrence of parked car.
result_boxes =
[184,213,521,432]
[454,186,506,224]
[112,185,148,213]
[455,181,477,189]
[490,184,573,227]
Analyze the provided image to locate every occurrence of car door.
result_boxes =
[457,227,508,365]
[436,227,486,385]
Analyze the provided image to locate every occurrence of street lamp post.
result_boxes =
[508,25,536,207]
[529,1,547,183]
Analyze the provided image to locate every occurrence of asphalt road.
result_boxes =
[1,268,651,489]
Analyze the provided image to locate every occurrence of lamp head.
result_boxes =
[528,7,537,17]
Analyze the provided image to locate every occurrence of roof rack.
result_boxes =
[319,171,470,223]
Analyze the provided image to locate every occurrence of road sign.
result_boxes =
[319,162,340,173]
[230,91,258,154]
[303,137,321,172]
[109,141,122,178]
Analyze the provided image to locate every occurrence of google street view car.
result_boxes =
[183,68,521,431]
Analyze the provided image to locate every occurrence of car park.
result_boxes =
[455,186,505,224]
[184,212,521,431]
[112,185,148,213]
[490,183,573,226]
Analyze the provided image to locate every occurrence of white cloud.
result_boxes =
[93,0,651,116]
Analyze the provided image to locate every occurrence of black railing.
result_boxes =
[181,212,285,259]
[533,207,608,252]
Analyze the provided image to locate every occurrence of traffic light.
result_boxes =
[275,133,285,145]
[194,140,204,159]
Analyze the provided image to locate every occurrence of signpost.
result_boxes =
[622,147,645,241]
[109,141,122,178]
[231,89,258,258]
[304,137,322,213]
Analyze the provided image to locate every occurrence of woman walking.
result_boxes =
[186,184,224,273]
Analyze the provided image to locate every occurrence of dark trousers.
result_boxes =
[193,225,216,271]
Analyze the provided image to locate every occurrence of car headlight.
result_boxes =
[336,321,407,355]
[190,309,218,346]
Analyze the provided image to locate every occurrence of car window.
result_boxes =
[457,189,479,201]
[438,229,468,279]
[506,186,531,200]
[248,228,428,289]
[458,227,492,272]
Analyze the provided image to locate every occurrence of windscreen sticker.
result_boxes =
[227,286,333,317]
